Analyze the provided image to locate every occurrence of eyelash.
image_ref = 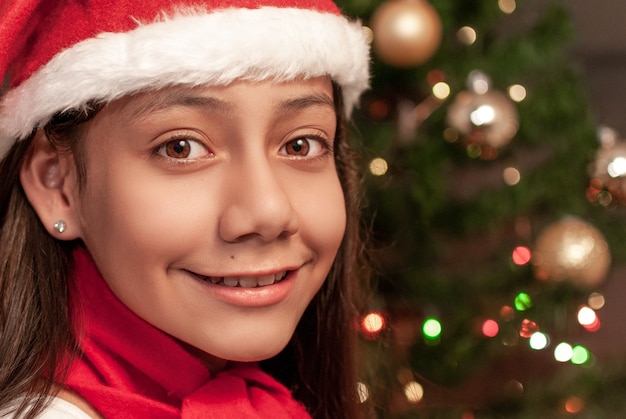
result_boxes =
[153,134,212,164]
[280,134,333,161]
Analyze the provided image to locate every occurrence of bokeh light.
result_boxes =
[554,342,573,362]
[519,318,539,338]
[361,311,386,335]
[577,305,601,332]
[480,146,499,160]
[503,167,521,186]
[512,246,531,265]
[498,0,516,14]
[466,144,482,159]
[470,105,495,126]
[357,381,369,403]
[586,178,612,207]
[367,100,390,120]
[403,381,424,404]
[571,345,590,365]
[482,319,499,338]
[564,396,585,414]
[507,84,526,102]
[432,81,451,100]
[514,292,532,311]
[423,318,442,340]
[467,70,491,94]
[443,127,459,143]
[457,26,477,45]
[608,157,626,178]
[369,157,389,176]
[577,306,596,326]
[588,292,605,310]
[584,319,601,332]
[529,331,549,350]
[499,305,515,321]
[427,69,446,85]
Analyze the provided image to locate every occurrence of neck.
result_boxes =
[177,340,229,374]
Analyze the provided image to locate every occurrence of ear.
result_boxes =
[20,130,82,240]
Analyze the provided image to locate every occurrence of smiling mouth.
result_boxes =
[192,271,289,288]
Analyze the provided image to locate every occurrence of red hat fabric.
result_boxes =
[0,0,370,157]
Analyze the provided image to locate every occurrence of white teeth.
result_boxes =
[257,274,277,286]
[222,277,239,287]
[201,271,288,287]
[238,277,259,288]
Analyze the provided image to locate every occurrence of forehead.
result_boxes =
[110,77,336,121]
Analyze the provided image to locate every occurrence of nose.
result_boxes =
[218,157,299,243]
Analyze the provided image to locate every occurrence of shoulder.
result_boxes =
[2,397,92,419]
[51,387,100,419]
[34,398,92,419]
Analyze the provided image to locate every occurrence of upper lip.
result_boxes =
[186,264,301,278]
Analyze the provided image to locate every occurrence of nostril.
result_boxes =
[217,196,299,243]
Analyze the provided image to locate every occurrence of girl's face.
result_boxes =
[73,77,345,367]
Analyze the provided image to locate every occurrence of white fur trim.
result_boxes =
[0,7,370,157]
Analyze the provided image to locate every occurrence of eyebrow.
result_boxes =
[130,91,235,120]
[274,92,335,114]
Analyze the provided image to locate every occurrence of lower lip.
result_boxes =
[188,271,296,307]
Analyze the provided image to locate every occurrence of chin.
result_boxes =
[191,330,294,365]
[224,339,290,363]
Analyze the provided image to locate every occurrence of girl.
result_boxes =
[0,1,370,418]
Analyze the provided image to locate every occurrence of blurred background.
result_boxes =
[336,0,626,417]
[567,0,626,136]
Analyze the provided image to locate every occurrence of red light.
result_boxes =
[582,317,601,332]
[361,312,386,338]
[482,319,499,338]
[499,305,515,321]
[519,318,539,338]
[426,69,446,85]
[564,396,584,414]
[512,246,532,265]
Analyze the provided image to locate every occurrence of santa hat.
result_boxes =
[0,0,370,158]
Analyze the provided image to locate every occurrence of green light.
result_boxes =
[514,292,533,311]
[423,318,442,339]
[571,345,590,365]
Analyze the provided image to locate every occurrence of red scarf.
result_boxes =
[64,248,312,418]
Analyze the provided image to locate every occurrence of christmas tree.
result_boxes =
[338,0,626,417]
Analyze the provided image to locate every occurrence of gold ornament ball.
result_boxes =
[533,217,611,289]
[446,89,519,149]
[370,0,442,67]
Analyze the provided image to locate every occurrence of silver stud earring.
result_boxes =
[54,220,66,233]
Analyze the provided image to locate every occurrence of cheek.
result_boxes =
[79,169,217,259]
[297,176,347,260]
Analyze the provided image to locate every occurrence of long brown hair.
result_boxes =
[0,106,96,418]
[0,84,370,418]
[263,83,371,418]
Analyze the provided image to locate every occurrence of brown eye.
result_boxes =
[165,140,191,158]
[284,138,310,156]
[157,137,212,160]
